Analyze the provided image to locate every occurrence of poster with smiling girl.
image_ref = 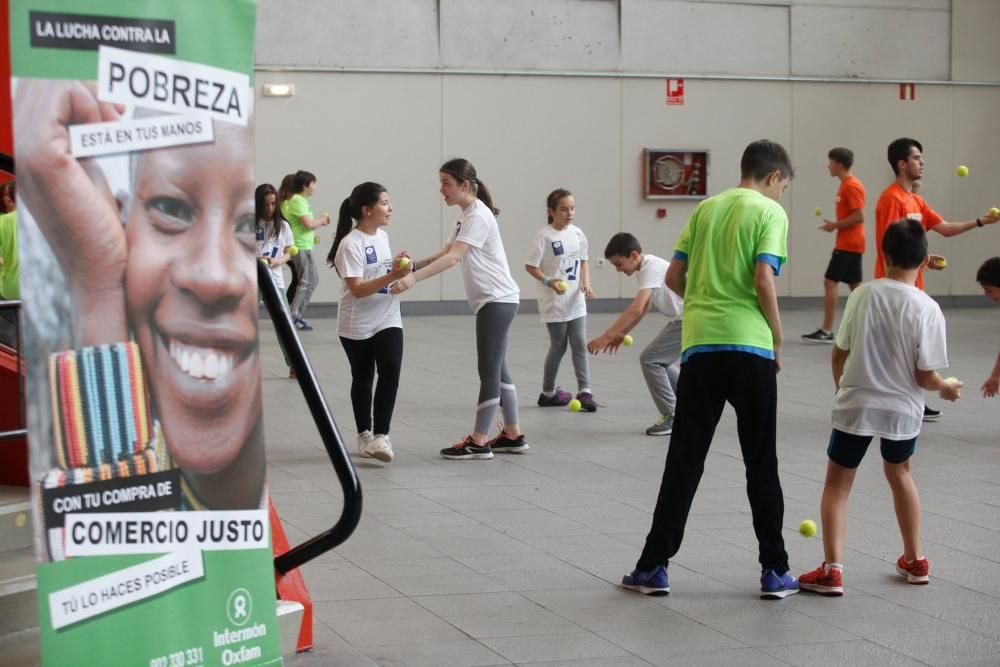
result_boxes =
[10,0,282,664]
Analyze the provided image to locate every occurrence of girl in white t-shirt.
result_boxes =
[525,189,596,411]
[391,158,527,460]
[256,183,295,291]
[329,182,411,463]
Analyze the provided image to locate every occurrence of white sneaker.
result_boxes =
[364,434,394,463]
[357,430,374,457]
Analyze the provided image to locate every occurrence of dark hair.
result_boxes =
[740,140,794,182]
[0,180,15,212]
[277,173,295,202]
[328,182,388,271]
[828,147,854,170]
[292,170,317,195]
[887,138,922,176]
[255,183,282,242]
[604,232,642,259]
[881,219,927,270]
[546,188,573,224]
[440,158,499,217]
[976,257,1000,288]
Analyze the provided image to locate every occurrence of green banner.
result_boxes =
[12,0,282,664]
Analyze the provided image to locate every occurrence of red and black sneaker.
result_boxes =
[489,429,529,454]
[799,563,844,596]
[896,555,929,584]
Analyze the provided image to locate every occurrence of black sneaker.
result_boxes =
[922,405,941,422]
[537,388,572,407]
[490,430,529,454]
[440,436,493,460]
[576,392,598,412]
[801,328,834,344]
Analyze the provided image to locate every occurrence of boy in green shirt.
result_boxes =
[622,140,798,599]
[0,209,19,300]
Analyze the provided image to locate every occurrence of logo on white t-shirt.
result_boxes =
[365,246,378,264]
[906,213,923,222]
[551,240,564,256]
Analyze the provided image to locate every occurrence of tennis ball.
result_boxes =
[568,398,582,412]
[934,257,947,268]
[989,207,1000,217]
[956,165,969,177]
[398,257,411,268]
[799,519,817,538]
[623,334,634,346]
[288,246,299,257]
[814,207,823,216]
[558,280,568,291]
[945,376,960,383]
[259,257,269,266]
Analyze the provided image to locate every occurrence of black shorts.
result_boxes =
[824,249,862,285]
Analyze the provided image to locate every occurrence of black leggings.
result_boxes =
[286,259,301,309]
[339,327,403,435]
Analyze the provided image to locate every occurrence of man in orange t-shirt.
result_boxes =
[803,148,865,343]
[874,137,1000,421]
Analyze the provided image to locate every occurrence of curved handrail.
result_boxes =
[256,261,362,574]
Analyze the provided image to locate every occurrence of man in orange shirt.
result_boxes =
[803,148,865,343]
[874,137,1000,420]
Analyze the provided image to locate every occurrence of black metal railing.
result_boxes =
[257,261,362,575]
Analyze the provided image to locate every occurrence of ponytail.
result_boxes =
[327,182,389,273]
[546,188,572,224]
[440,158,499,218]
[328,198,356,273]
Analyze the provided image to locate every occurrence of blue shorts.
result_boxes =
[827,429,917,469]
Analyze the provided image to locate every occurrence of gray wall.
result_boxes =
[254,1,1000,304]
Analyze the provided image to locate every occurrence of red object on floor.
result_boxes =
[270,498,314,652]
[0,346,28,486]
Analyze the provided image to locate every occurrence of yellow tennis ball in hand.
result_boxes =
[934,257,947,268]
[814,207,823,216]
[288,246,299,257]
[259,257,269,266]
[989,207,1000,217]
[622,334,634,346]
[956,165,969,177]
[558,280,568,291]
[799,519,817,538]
[398,257,411,268]
[945,376,960,383]
[568,398,582,412]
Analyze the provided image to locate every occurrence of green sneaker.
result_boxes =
[646,414,673,436]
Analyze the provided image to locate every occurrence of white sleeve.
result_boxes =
[578,229,589,262]
[525,230,545,267]
[280,221,294,249]
[637,259,665,291]
[335,235,366,278]
[455,211,490,249]
[835,287,862,350]
[916,305,949,371]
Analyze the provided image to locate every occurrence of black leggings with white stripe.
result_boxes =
[474,302,520,435]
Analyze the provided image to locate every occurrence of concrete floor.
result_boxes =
[264,305,1000,667]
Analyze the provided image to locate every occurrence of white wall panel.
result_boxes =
[439,75,623,301]
[440,0,620,71]
[622,1,790,76]
[791,0,949,8]
[254,71,444,304]
[791,6,950,79]
[255,0,440,69]
[951,0,1000,82]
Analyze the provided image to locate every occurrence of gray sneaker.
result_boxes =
[646,414,674,436]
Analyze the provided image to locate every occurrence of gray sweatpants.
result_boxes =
[639,319,683,416]
[475,302,520,435]
[543,316,590,393]
[289,249,318,321]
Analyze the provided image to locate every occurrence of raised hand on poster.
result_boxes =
[14,80,128,346]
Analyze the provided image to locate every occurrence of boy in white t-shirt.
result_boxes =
[587,233,684,436]
[799,219,961,596]
[975,257,1000,397]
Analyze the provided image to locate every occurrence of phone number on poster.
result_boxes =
[149,646,203,667]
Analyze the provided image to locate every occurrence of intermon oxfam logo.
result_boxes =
[226,588,253,626]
